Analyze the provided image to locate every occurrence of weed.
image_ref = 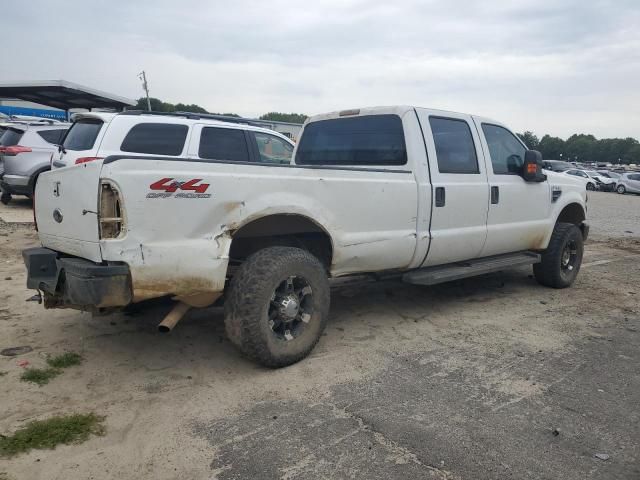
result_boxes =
[19,352,83,386]
[20,368,60,386]
[46,352,82,369]
[0,413,105,457]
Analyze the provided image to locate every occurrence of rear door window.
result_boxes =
[296,114,407,166]
[63,119,103,151]
[481,124,526,174]
[429,117,479,174]
[37,129,68,145]
[121,123,188,156]
[0,127,25,146]
[253,132,293,164]
[198,127,250,162]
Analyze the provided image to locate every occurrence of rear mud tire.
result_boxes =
[0,192,11,205]
[224,246,330,368]
[533,222,584,289]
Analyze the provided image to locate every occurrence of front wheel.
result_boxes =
[224,246,330,368]
[533,223,584,288]
[617,184,626,194]
[586,182,595,191]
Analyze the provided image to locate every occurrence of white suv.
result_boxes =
[53,111,295,168]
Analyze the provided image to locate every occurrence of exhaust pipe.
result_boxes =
[158,302,191,333]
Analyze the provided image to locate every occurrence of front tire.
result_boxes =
[533,223,584,288]
[224,246,330,368]
[0,192,10,205]
[586,182,595,191]
[617,184,626,194]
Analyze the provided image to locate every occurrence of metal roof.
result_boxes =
[0,80,136,111]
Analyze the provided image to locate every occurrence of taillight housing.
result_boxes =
[1,145,32,156]
[76,156,103,165]
[99,181,124,239]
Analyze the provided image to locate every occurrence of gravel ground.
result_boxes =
[585,191,640,239]
[0,193,638,480]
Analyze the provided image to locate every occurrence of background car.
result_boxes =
[616,172,640,194]
[597,170,622,182]
[52,111,295,168]
[0,122,69,204]
[563,168,616,191]
[542,159,574,172]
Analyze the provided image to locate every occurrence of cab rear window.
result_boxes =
[63,119,103,151]
[296,115,407,166]
[120,123,188,156]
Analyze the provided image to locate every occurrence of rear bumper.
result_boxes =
[1,175,31,196]
[22,247,132,310]
[3,173,29,186]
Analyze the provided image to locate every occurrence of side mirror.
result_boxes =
[522,150,547,182]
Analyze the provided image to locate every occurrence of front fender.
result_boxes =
[540,189,587,248]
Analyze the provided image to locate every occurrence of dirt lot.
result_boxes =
[1,192,639,480]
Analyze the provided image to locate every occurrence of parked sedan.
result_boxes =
[563,169,616,191]
[616,173,640,194]
[0,122,69,204]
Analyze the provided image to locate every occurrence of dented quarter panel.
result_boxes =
[99,155,419,299]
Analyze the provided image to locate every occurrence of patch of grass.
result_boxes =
[19,352,83,386]
[46,352,82,369]
[0,413,105,457]
[20,368,60,386]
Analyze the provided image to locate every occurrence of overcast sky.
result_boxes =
[4,0,639,139]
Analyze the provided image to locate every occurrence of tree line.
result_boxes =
[517,131,640,165]
[134,97,308,124]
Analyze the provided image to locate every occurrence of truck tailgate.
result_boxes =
[35,162,102,262]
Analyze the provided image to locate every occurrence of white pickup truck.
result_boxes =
[23,106,589,367]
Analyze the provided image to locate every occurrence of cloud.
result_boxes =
[2,0,639,138]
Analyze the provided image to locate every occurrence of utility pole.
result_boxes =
[138,71,151,111]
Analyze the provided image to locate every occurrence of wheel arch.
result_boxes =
[228,213,335,269]
[555,202,586,226]
[29,165,52,193]
[554,201,588,241]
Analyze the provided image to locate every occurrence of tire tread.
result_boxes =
[224,246,329,368]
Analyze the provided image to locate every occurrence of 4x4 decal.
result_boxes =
[147,178,211,198]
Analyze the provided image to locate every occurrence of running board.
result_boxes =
[402,251,541,286]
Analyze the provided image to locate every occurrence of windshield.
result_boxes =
[550,160,573,169]
[62,118,103,151]
[584,170,599,177]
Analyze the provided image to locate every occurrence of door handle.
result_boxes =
[435,187,445,207]
[491,186,499,204]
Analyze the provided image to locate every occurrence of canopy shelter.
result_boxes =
[0,80,136,113]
